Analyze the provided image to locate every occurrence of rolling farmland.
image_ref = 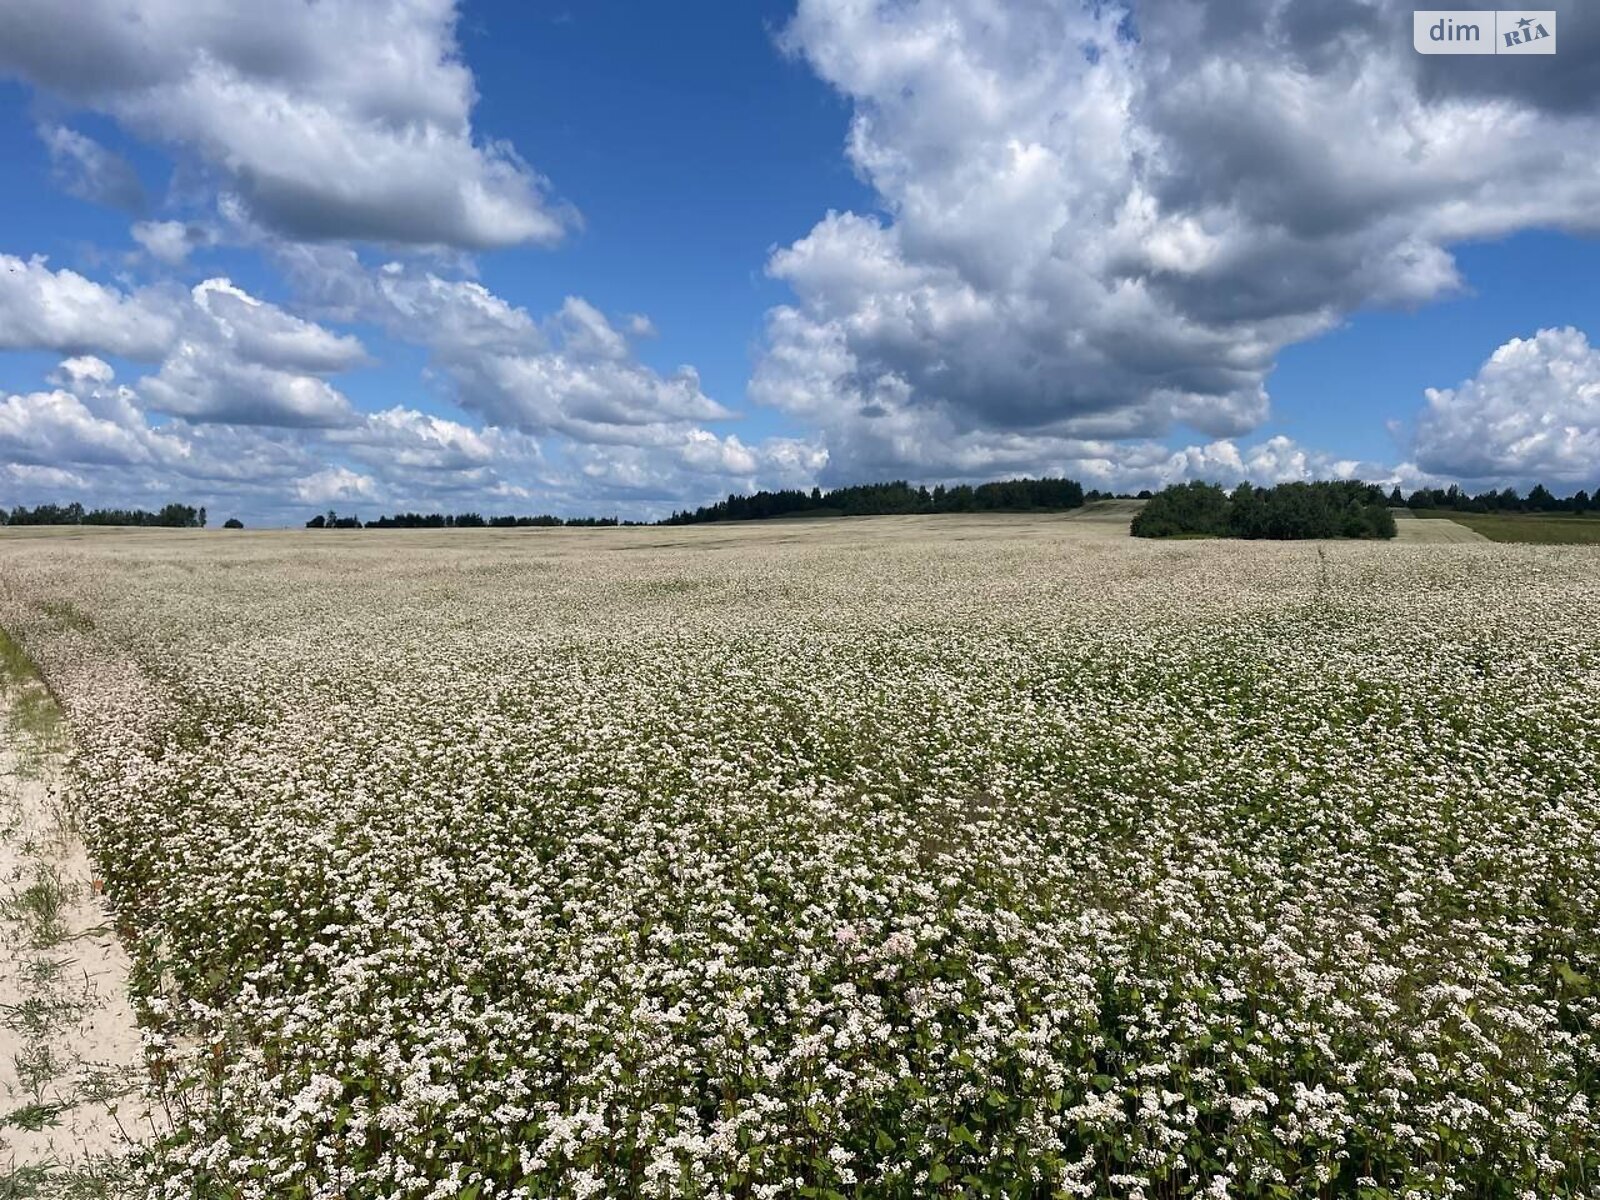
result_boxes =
[0,517,1597,1198]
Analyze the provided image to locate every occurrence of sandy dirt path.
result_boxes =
[1390,510,1491,543]
[0,671,151,1193]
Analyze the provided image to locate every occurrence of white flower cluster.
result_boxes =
[0,523,1595,1198]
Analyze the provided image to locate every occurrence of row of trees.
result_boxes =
[663,477,1087,525]
[1132,481,1398,540]
[312,511,626,529]
[305,478,1087,530]
[4,502,209,527]
[1397,483,1596,513]
[10,479,1598,534]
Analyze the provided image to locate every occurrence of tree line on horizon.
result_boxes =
[7,478,1600,533]
[662,477,1088,524]
[1395,482,1599,513]
[3,501,209,528]
[305,477,1090,529]
[322,511,627,529]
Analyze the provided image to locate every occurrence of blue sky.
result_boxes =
[455,0,872,437]
[1271,231,1600,462]
[0,0,1597,523]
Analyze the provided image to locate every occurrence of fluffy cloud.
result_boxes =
[0,258,366,428]
[135,279,367,428]
[1,462,90,492]
[331,408,553,510]
[17,0,1594,517]
[0,347,779,523]
[1,0,571,249]
[0,254,175,358]
[278,247,734,445]
[140,344,356,428]
[450,351,725,445]
[131,219,210,265]
[294,466,378,506]
[0,358,366,499]
[1412,327,1600,484]
[50,355,116,390]
[270,248,842,509]
[1155,436,1371,490]
[570,432,830,502]
[336,408,500,473]
[188,279,367,375]
[40,125,146,212]
[0,384,188,470]
[0,366,540,522]
[388,275,732,444]
[758,0,1600,479]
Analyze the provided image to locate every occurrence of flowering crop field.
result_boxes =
[0,516,1597,1200]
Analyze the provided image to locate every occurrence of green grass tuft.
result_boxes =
[0,627,64,753]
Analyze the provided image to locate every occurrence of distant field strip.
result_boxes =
[1390,509,1491,543]
[1412,508,1600,544]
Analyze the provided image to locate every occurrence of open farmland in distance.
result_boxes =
[0,515,1597,1199]
[1411,509,1600,545]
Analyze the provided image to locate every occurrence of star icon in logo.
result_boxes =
[1517,16,1534,29]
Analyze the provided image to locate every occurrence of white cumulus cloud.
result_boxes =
[758,0,1600,482]
[295,466,378,506]
[0,254,176,359]
[1,0,572,249]
[1412,327,1600,485]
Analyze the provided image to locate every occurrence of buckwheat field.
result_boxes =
[0,514,1596,1200]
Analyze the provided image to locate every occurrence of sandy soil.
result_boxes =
[0,677,150,1190]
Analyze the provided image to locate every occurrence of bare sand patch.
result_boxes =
[0,671,151,1193]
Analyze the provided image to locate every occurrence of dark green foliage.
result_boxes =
[3,501,205,527]
[663,476,1085,525]
[223,517,244,529]
[307,512,363,529]
[1129,482,1231,538]
[1405,482,1596,513]
[362,512,622,528]
[1133,481,1397,540]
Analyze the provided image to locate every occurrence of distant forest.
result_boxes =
[1397,483,1599,513]
[309,477,1090,529]
[334,512,624,529]
[6,478,1600,533]
[3,502,207,527]
[661,477,1087,524]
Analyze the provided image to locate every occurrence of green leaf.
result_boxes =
[1556,961,1592,994]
